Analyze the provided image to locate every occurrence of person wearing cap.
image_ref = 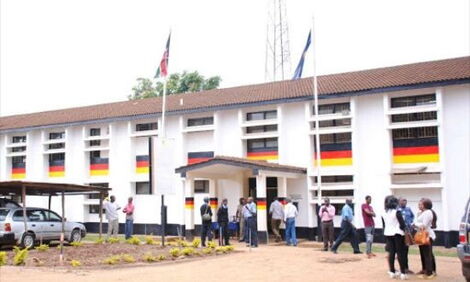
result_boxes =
[200,197,213,247]
[284,197,298,246]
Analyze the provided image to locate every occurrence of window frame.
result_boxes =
[135,122,158,132]
[135,181,151,195]
[246,110,277,121]
[187,117,214,127]
[391,94,436,108]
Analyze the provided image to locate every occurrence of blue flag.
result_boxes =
[292,30,312,80]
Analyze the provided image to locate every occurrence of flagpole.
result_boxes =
[311,16,322,220]
[161,78,167,138]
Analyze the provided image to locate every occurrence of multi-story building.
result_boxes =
[1,56,469,246]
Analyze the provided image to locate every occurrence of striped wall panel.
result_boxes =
[187,151,214,165]
[247,148,279,161]
[314,143,352,166]
[136,155,149,174]
[49,160,65,177]
[185,197,194,209]
[209,198,218,210]
[90,157,109,176]
[11,162,26,179]
[393,137,439,164]
[256,197,267,210]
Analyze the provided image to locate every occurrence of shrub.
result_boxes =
[157,254,166,261]
[202,248,213,255]
[35,244,49,252]
[107,238,120,244]
[207,241,216,249]
[169,248,181,258]
[225,245,235,252]
[177,239,189,248]
[70,260,81,267]
[95,238,105,244]
[0,251,7,266]
[142,253,158,262]
[70,241,83,247]
[181,247,195,256]
[126,237,141,245]
[121,254,136,263]
[145,236,158,245]
[215,246,227,254]
[103,255,121,265]
[13,247,29,266]
[191,238,201,248]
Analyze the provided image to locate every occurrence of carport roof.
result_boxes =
[0,181,110,196]
[175,156,307,176]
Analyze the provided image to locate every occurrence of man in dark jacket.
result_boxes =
[200,197,213,247]
[217,198,230,246]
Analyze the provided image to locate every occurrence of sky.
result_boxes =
[0,0,469,116]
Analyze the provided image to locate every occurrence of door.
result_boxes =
[266,187,278,234]
[12,209,47,240]
[42,210,63,240]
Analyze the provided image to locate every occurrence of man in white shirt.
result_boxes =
[269,197,284,242]
[284,197,298,246]
[104,195,121,239]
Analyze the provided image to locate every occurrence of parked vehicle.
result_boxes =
[0,198,20,208]
[0,207,86,248]
[458,198,470,281]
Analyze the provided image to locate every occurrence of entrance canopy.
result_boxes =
[175,156,307,177]
[0,180,110,196]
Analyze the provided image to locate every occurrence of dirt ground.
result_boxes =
[0,241,465,282]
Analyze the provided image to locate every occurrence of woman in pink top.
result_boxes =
[123,197,135,239]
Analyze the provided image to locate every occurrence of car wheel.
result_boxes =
[21,232,35,249]
[70,229,82,243]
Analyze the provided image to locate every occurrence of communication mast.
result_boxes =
[265,0,291,82]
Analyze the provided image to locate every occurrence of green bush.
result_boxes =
[0,251,7,266]
[169,248,181,258]
[207,241,216,249]
[142,253,158,262]
[13,247,29,266]
[176,239,189,248]
[225,245,235,252]
[145,236,158,245]
[34,244,49,252]
[103,255,121,265]
[70,260,81,267]
[191,238,201,248]
[215,246,228,254]
[181,247,195,256]
[95,238,105,244]
[126,236,141,245]
[70,241,83,247]
[157,254,166,261]
[121,254,136,263]
[107,238,120,244]
[202,248,213,255]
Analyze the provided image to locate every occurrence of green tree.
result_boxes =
[128,71,221,100]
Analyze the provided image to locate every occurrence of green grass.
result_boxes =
[336,243,458,258]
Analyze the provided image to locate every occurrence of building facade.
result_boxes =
[1,57,469,246]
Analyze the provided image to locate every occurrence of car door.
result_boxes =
[43,210,63,240]
[12,209,47,240]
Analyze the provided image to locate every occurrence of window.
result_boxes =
[319,133,351,144]
[391,94,436,108]
[194,180,209,193]
[90,151,101,159]
[13,210,45,222]
[314,175,353,183]
[136,182,151,195]
[0,209,9,221]
[12,156,25,166]
[87,183,108,199]
[89,140,101,147]
[314,119,351,128]
[187,117,214,127]
[246,110,277,121]
[89,205,101,214]
[11,146,26,153]
[90,128,101,136]
[247,138,278,151]
[392,126,438,140]
[49,132,65,140]
[246,125,278,134]
[49,153,65,163]
[44,210,62,222]
[316,103,350,115]
[391,111,437,123]
[12,136,26,143]
[136,122,158,132]
[313,190,354,197]
[48,143,65,150]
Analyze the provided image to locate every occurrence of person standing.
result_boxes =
[200,197,213,247]
[414,198,437,280]
[243,197,258,247]
[123,197,135,239]
[331,199,361,254]
[398,197,415,274]
[217,198,230,246]
[319,198,335,251]
[383,195,407,280]
[284,198,298,246]
[104,195,121,239]
[362,195,376,258]
[269,197,284,242]
[236,198,246,242]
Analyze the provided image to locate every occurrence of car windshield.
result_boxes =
[0,209,10,221]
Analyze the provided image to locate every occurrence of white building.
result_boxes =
[1,56,469,246]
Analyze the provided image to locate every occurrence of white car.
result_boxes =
[0,207,86,248]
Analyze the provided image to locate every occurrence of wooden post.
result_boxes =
[21,185,27,242]
[48,195,52,210]
[60,190,65,264]
[99,192,103,239]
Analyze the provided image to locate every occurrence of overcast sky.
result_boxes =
[0,0,468,116]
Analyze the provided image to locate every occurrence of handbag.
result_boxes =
[414,229,430,245]
[404,230,414,246]
[202,204,211,221]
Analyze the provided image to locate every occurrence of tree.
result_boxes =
[128,71,221,100]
